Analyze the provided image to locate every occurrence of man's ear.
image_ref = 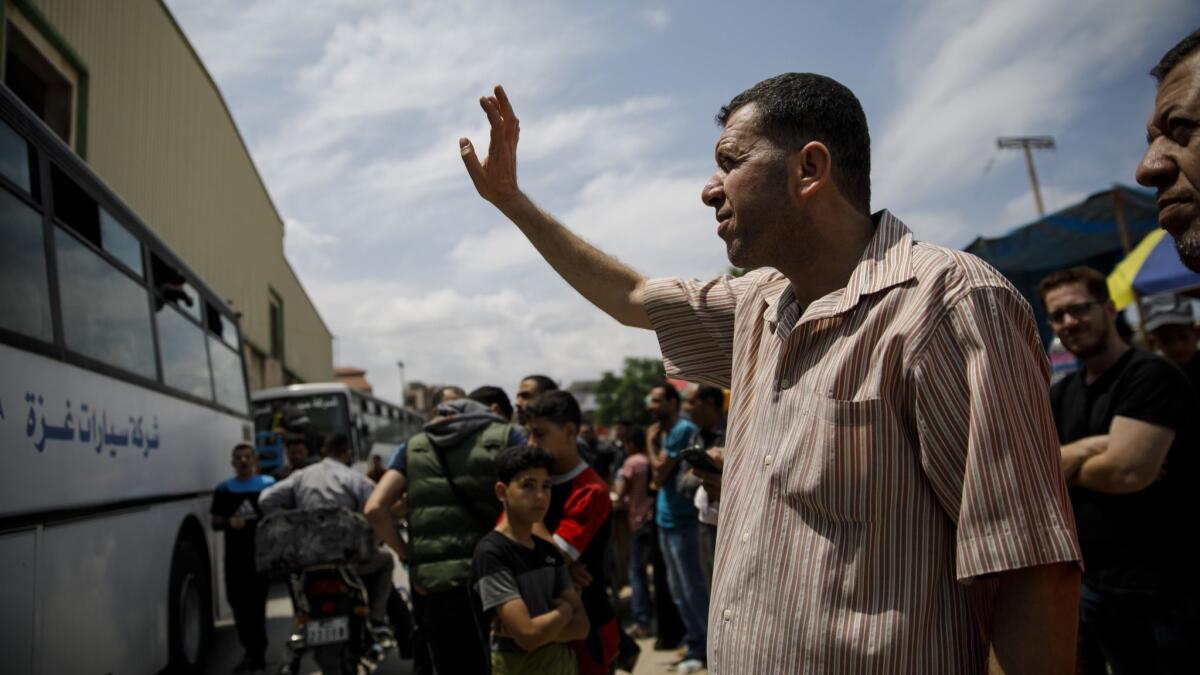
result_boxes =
[789,141,832,202]
[494,481,507,504]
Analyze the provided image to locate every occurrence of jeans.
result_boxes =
[628,521,655,629]
[697,522,717,592]
[412,585,491,675]
[1078,583,1197,675]
[225,564,269,661]
[658,520,709,662]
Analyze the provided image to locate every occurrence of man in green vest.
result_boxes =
[367,395,523,674]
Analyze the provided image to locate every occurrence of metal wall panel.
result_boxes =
[25,0,333,384]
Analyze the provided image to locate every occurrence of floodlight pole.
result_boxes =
[997,136,1056,217]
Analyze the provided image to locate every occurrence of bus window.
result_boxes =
[99,209,143,279]
[157,301,213,400]
[204,301,238,349]
[50,163,98,242]
[0,186,52,341]
[55,226,156,379]
[0,118,33,194]
[151,253,201,322]
[209,335,248,414]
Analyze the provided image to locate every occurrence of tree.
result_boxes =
[593,357,667,426]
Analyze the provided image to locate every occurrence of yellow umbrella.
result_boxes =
[1106,229,1167,310]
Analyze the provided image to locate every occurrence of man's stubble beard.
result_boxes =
[1175,227,1200,273]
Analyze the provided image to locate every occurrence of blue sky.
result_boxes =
[166,0,1198,401]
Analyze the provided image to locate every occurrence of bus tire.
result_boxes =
[167,537,212,674]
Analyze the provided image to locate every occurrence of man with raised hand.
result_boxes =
[460,75,1084,674]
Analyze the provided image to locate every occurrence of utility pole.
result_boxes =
[397,360,406,407]
[996,136,1055,217]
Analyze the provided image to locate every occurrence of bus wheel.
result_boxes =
[168,538,212,673]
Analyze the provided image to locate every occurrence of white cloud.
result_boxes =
[283,217,337,272]
[309,278,663,398]
[873,0,1183,243]
[640,8,671,29]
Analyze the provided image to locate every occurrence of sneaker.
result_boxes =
[370,623,396,651]
[674,657,706,673]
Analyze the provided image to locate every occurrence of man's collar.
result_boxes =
[765,210,915,328]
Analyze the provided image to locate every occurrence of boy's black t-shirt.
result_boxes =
[471,530,572,653]
[1049,347,1198,592]
[210,475,275,570]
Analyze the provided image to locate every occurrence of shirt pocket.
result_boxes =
[777,393,882,524]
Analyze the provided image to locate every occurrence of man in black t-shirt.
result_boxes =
[1041,268,1198,675]
[211,444,276,673]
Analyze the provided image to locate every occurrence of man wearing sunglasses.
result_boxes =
[1040,266,1198,674]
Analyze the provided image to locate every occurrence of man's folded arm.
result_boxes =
[1072,415,1172,493]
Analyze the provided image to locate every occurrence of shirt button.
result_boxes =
[723,609,732,621]
[780,378,791,389]
[764,454,774,466]
[741,530,750,543]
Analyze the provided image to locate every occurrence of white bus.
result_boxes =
[251,383,424,471]
[0,86,250,673]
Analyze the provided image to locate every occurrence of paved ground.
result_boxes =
[204,556,701,675]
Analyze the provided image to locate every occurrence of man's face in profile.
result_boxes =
[515,378,542,424]
[1138,51,1200,271]
[703,104,793,270]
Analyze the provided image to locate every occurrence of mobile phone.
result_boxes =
[681,447,722,474]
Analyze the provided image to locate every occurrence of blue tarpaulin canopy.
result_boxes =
[963,185,1159,345]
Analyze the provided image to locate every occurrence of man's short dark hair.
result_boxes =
[525,390,582,428]
[1151,28,1200,83]
[521,374,558,393]
[284,432,308,447]
[695,386,724,410]
[652,382,681,404]
[716,73,871,214]
[323,432,351,457]
[496,445,555,484]
[231,442,254,459]
[622,425,646,450]
[1038,267,1111,305]
[432,385,466,407]
[469,385,514,420]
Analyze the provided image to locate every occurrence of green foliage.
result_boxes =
[728,266,748,277]
[594,357,667,426]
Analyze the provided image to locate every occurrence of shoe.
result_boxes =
[370,623,396,651]
[674,657,706,673]
[631,624,653,639]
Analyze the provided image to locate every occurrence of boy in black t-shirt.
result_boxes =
[472,445,589,675]
[211,443,276,673]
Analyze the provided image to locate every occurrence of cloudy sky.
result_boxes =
[165,0,1198,401]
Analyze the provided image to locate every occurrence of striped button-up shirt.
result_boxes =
[643,210,1080,674]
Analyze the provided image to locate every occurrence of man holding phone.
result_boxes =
[683,386,726,589]
[647,383,709,672]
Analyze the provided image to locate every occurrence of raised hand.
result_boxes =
[460,85,521,207]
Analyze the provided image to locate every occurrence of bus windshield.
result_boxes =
[252,393,351,447]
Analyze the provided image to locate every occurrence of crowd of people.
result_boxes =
[205,27,1200,675]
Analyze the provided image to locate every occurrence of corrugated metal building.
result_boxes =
[0,0,333,388]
